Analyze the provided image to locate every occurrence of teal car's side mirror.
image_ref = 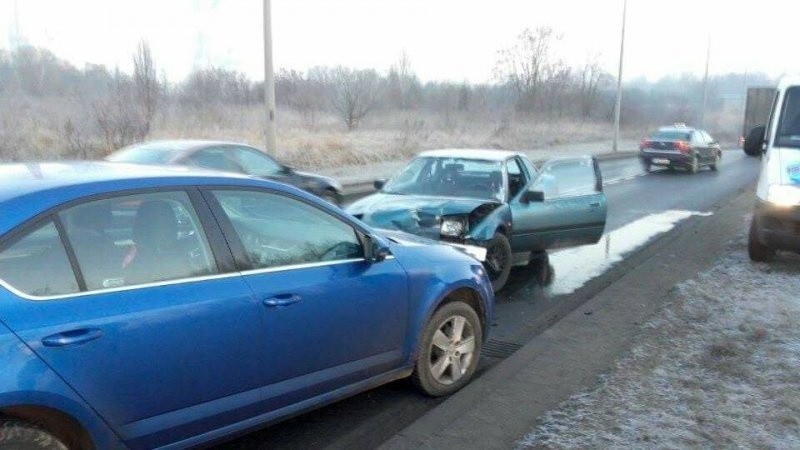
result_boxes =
[373,179,386,190]
[523,190,545,203]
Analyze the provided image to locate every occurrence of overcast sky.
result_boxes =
[0,0,796,83]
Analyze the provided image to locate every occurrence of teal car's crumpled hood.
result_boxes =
[347,192,501,239]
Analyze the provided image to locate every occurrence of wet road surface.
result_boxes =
[217,150,760,450]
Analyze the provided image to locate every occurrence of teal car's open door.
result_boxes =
[510,156,607,251]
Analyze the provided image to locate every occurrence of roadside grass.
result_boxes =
[517,229,800,449]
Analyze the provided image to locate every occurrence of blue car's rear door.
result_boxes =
[512,156,607,251]
[0,189,268,449]
[204,188,409,410]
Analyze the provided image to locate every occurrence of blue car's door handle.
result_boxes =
[589,202,601,207]
[263,294,302,308]
[42,328,103,347]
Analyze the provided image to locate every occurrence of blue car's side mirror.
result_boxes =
[373,179,386,190]
[363,234,390,263]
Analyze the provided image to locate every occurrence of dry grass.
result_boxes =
[517,228,800,449]
[1,98,740,169]
[151,105,625,170]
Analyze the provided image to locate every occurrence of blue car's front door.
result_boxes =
[0,190,268,449]
[205,188,410,410]
[512,156,607,251]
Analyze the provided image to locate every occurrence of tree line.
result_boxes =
[0,26,774,161]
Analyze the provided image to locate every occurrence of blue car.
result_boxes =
[0,162,493,449]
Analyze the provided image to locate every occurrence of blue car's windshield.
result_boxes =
[382,157,505,201]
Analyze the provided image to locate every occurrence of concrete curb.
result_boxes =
[379,186,754,450]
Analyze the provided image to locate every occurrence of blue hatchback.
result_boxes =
[0,162,493,449]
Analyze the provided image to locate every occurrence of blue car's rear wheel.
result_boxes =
[412,301,482,397]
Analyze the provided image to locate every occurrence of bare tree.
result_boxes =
[578,55,607,119]
[93,69,146,151]
[494,27,560,111]
[386,51,419,110]
[329,67,380,131]
[132,40,160,136]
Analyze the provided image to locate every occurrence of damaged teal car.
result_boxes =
[346,149,607,291]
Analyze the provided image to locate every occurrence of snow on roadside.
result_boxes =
[517,233,800,449]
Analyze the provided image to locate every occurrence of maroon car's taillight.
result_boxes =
[674,140,690,153]
[640,139,651,150]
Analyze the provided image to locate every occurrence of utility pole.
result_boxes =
[263,0,277,154]
[700,36,711,128]
[612,0,627,153]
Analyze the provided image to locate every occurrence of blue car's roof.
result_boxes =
[0,161,280,236]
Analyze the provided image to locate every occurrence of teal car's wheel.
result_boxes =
[484,232,512,292]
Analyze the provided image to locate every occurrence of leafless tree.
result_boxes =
[494,27,560,111]
[93,69,146,151]
[132,40,160,136]
[578,55,607,119]
[329,67,380,131]
[386,51,419,110]
[276,68,326,127]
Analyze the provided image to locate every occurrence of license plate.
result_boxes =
[652,158,670,165]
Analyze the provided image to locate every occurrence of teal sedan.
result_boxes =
[347,149,607,291]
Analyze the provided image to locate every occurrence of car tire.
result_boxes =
[0,420,68,450]
[687,155,699,174]
[743,125,765,156]
[709,151,721,171]
[484,232,512,292]
[640,160,652,173]
[412,301,483,397]
[748,218,775,262]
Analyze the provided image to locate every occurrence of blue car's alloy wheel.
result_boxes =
[413,301,482,397]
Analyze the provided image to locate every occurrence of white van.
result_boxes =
[747,76,800,261]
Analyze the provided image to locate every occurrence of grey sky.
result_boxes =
[1,0,796,83]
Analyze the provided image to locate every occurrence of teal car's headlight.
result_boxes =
[440,216,468,237]
[767,184,800,206]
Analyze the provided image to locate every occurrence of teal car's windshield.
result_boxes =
[382,157,505,201]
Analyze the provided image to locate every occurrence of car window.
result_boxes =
[59,191,217,291]
[0,220,79,297]
[382,157,505,202]
[649,130,691,140]
[533,158,598,199]
[232,147,284,176]
[185,148,243,173]
[691,131,704,145]
[702,131,714,143]
[212,190,363,269]
[775,86,800,149]
[764,90,780,148]
[507,158,528,198]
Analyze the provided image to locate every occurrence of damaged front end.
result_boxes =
[347,193,510,262]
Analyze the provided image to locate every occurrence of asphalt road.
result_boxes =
[217,150,761,450]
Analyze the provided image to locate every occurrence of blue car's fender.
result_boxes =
[387,242,494,366]
[0,319,125,449]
